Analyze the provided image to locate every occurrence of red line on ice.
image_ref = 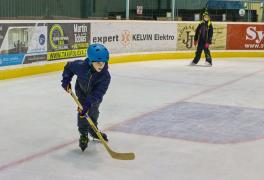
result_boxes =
[0,139,77,172]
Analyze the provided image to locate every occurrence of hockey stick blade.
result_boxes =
[108,149,135,160]
[85,114,135,160]
[69,90,135,160]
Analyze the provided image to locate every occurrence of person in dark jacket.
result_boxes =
[61,43,111,151]
[190,11,214,66]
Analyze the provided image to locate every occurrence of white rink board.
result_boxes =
[91,22,177,53]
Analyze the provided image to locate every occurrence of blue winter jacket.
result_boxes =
[61,59,111,107]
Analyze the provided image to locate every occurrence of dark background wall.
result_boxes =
[0,0,261,22]
[0,0,81,19]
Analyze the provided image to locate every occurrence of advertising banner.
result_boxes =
[0,23,47,66]
[212,24,227,50]
[91,22,177,53]
[177,23,197,50]
[47,23,90,60]
[177,23,227,51]
[227,24,264,50]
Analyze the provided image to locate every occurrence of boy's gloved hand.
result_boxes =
[62,81,71,93]
[78,98,91,117]
[78,106,89,117]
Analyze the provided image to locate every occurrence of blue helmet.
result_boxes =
[87,44,109,64]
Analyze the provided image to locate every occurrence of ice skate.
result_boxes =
[189,61,196,66]
[79,134,89,151]
[89,130,108,142]
[205,61,212,67]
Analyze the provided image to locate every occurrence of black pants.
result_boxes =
[193,42,212,64]
[77,102,100,135]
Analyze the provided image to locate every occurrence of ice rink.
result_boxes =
[1,58,264,180]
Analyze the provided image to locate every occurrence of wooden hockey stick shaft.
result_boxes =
[69,89,135,160]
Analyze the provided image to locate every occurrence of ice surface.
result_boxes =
[1,58,264,180]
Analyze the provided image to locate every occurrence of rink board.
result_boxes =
[1,51,264,80]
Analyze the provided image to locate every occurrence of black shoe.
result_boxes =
[89,130,108,142]
[79,134,89,151]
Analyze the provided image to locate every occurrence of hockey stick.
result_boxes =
[69,89,135,160]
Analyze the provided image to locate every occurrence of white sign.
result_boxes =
[91,22,177,54]
[239,9,246,17]
[194,14,200,21]
[136,6,143,15]
[27,26,47,53]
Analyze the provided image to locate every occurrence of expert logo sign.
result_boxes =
[91,23,177,53]
[92,30,175,46]
[92,35,119,44]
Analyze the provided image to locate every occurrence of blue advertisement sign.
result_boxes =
[0,54,25,66]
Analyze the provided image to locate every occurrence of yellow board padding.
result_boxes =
[0,62,67,80]
[109,52,195,64]
[211,51,264,58]
[110,51,264,64]
[1,51,264,80]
